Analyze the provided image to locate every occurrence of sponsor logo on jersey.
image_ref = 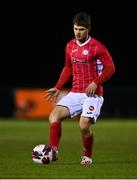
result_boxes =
[71,58,88,64]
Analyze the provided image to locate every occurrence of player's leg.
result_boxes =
[50,91,84,149]
[80,95,104,164]
[49,105,70,160]
[79,117,93,164]
[49,92,84,162]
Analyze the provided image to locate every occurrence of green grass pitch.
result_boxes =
[0,118,137,179]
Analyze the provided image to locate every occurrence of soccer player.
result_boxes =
[45,11,115,164]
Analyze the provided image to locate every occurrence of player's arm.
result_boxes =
[54,66,72,90]
[93,45,115,85]
[44,50,72,102]
[44,65,72,102]
[54,50,72,90]
[86,45,115,97]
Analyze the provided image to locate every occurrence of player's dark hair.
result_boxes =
[73,11,91,30]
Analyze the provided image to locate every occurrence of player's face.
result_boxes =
[73,24,89,42]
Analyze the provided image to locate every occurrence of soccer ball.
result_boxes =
[32,144,53,164]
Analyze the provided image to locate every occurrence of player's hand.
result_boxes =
[85,82,98,97]
[44,87,60,102]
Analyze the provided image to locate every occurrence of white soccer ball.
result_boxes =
[32,144,53,164]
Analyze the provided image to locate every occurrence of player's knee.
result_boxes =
[80,127,88,136]
[49,109,60,124]
[80,126,91,137]
[79,117,92,136]
[79,122,87,134]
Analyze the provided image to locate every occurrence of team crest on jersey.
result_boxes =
[82,49,89,55]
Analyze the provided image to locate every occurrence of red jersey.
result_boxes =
[55,36,115,96]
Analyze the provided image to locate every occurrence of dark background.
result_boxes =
[0,1,137,117]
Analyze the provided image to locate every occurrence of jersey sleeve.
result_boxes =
[55,46,72,90]
[93,44,115,85]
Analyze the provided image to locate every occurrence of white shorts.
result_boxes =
[56,92,104,124]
